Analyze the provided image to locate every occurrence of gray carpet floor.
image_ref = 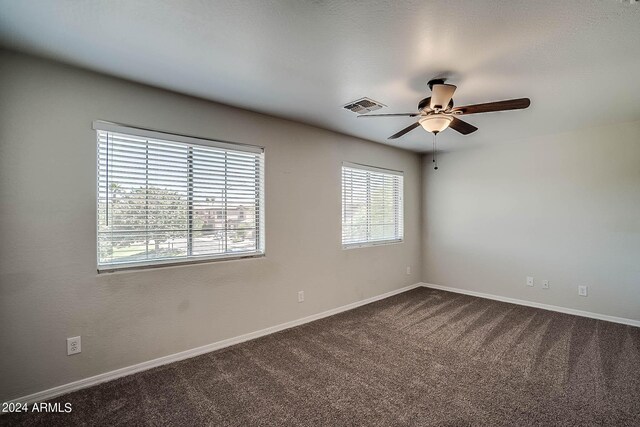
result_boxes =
[3,287,640,426]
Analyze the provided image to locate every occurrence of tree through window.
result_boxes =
[96,122,264,270]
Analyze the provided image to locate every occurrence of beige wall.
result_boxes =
[0,50,422,400]
[3,47,638,402]
[422,120,640,321]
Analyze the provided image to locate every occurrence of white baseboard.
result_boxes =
[421,283,640,328]
[9,281,636,406]
[6,283,423,406]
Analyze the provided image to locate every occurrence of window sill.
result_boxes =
[342,239,404,250]
[97,252,265,274]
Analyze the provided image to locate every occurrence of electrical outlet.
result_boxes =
[406,266,411,275]
[526,276,534,287]
[578,285,588,297]
[297,291,304,303]
[542,280,550,289]
[67,336,81,355]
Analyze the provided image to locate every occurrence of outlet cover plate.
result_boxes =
[67,336,81,355]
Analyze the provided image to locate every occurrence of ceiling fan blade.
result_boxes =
[453,98,530,115]
[388,122,421,139]
[449,117,478,135]
[357,113,420,118]
[430,84,457,110]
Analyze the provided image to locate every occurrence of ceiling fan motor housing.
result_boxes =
[418,97,454,111]
[427,78,446,91]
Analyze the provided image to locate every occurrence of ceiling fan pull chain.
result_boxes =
[433,133,438,170]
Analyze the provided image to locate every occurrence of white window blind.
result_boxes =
[341,162,404,248]
[95,121,264,271]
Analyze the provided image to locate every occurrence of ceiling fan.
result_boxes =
[358,79,531,140]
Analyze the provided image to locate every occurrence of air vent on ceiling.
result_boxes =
[343,97,386,114]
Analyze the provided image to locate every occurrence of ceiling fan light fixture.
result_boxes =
[361,78,530,140]
[419,115,453,133]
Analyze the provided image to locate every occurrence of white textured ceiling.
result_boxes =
[1,0,639,152]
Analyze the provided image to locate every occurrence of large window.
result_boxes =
[341,162,403,248]
[95,121,264,271]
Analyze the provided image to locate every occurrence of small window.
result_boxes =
[95,121,265,271]
[342,162,403,248]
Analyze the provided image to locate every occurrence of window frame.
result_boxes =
[94,121,265,273]
[341,161,404,249]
